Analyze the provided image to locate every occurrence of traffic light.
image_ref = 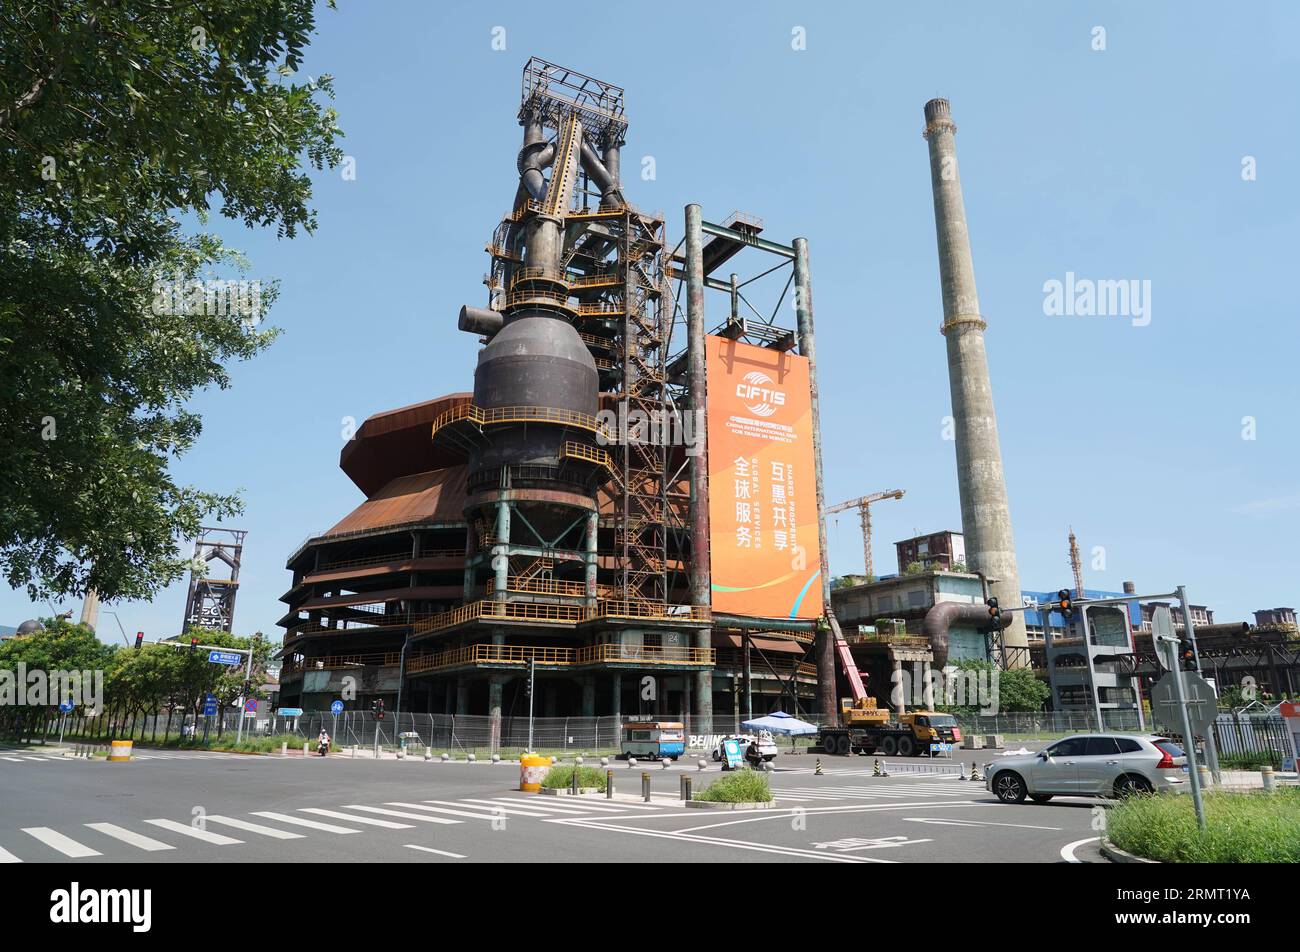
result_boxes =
[375,699,385,720]
[134,631,144,650]
[1056,589,1074,618]
[189,636,199,653]
[985,596,1001,622]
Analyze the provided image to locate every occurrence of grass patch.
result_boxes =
[1219,751,1282,770]
[1108,788,1300,863]
[541,764,609,791]
[694,769,773,803]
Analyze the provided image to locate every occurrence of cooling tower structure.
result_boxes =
[922,98,1028,660]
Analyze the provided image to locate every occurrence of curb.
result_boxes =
[684,800,776,810]
[1101,837,1159,864]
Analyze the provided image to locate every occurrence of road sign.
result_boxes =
[277,707,304,718]
[203,694,218,717]
[1151,606,1177,671]
[330,700,344,715]
[208,650,242,666]
[59,700,74,713]
[1150,670,1218,735]
[243,698,258,714]
[721,737,745,770]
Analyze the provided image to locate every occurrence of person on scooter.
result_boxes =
[317,728,330,757]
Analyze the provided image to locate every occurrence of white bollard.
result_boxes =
[550,756,558,764]
[575,756,584,765]
[303,743,309,758]
[600,756,609,767]
[1262,765,1276,791]
[351,745,357,759]
[491,754,501,764]
[661,757,670,769]
[441,752,450,762]
[280,742,287,757]
[424,747,432,762]
[698,759,708,770]
[628,757,638,768]
[467,752,476,762]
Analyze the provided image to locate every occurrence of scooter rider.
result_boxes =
[317,728,330,756]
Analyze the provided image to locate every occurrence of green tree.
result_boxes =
[0,617,116,737]
[937,658,1049,716]
[0,1,343,602]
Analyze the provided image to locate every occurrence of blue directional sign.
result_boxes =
[330,700,344,715]
[208,650,242,666]
[59,700,74,713]
[277,707,304,718]
[203,694,218,716]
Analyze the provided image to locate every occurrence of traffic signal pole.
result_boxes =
[1177,585,1220,782]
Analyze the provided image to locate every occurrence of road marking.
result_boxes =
[668,800,985,834]
[23,827,102,858]
[493,798,636,814]
[84,823,175,851]
[144,819,243,845]
[552,819,894,863]
[251,812,361,834]
[1061,836,1099,863]
[342,805,459,825]
[205,816,305,840]
[403,844,467,859]
[299,808,413,829]
[423,801,551,816]
[23,757,48,763]
[383,802,509,821]
[2,757,24,763]
[902,816,1061,830]
[0,845,22,862]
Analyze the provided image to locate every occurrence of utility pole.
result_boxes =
[826,489,905,578]
[527,656,536,753]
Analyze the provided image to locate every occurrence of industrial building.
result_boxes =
[276,60,826,733]
[895,530,966,574]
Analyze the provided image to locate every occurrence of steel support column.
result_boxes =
[685,203,714,735]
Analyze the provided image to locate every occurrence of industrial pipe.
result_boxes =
[921,601,1010,669]
[458,305,503,337]
[579,138,621,204]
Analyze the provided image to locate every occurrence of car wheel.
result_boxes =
[835,735,852,756]
[993,771,1027,804]
[898,736,915,757]
[1029,794,1053,803]
[880,736,898,756]
[1114,774,1153,798]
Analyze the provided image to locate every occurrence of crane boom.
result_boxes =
[826,489,904,579]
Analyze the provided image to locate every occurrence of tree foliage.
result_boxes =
[0,0,343,602]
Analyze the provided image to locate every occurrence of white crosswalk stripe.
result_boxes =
[145,818,243,845]
[342,805,459,825]
[23,827,101,858]
[84,823,175,852]
[0,845,21,863]
[382,802,508,821]
[1,757,24,763]
[299,808,414,829]
[205,816,305,839]
[251,811,360,834]
[423,799,552,818]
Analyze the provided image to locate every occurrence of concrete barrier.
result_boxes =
[984,734,1004,749]
[962,735,984,750]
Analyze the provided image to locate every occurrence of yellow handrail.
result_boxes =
[431,403,610,441]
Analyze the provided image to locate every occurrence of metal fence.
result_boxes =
[1211,714,1290,766]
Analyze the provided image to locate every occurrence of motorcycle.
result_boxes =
[317,739,329,757]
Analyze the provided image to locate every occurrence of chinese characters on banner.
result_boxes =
[705,335,823,618]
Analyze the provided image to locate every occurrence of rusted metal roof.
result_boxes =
[340,393,471,495]
[325,466,469,537]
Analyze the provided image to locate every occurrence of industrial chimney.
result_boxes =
[922,98,1028,659]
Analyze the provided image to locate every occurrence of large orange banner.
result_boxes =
[705,335,823,619]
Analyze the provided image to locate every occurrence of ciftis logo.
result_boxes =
[736,370,786,418]
[50,882,151,933]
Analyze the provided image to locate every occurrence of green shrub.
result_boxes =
[1108,788,1300,863]
[694,768,773,803]
[541,764,608,791]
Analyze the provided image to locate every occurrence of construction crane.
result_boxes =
[826,489,905,579]
[1068,526,1085,600]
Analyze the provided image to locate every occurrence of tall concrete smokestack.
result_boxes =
[922,98,1027,660]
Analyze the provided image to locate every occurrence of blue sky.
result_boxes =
[8,0,1299,642]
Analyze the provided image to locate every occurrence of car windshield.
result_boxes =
[927,715,957,727]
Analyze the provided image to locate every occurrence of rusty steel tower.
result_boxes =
[182,526,246,633]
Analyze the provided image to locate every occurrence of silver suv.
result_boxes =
[985,733,1188,803]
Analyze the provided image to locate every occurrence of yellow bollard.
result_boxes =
[108,740,133,762]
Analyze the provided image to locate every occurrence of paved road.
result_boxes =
[0,745,1105,864]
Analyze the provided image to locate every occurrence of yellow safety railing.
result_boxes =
[577,302,625,316]
[569,273,621,288]
[576,644,714,666]
[561,441,613,468]
[409,598,709,634]
[431,403,610,441]
[281,652,402,674]
[592,599,711,623]
[486,576,589,598]
[510,267,568,288]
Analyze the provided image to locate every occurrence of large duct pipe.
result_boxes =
[458,305,503,337]
[518,113,556,202]
[923,97,1027,660]
[921,601,1010,669]
[580,138,621,205]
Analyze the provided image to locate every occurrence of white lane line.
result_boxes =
[22,827,102,858]
[84,823,175,852]
[0,845,22,862]
[342,805,460,825]
[903,817,1061,831]
[144,819,243,845]
[2,757,24,763]
[481,797,645,814]
[383,802,508,821]
[552,819,891,863]
[671,800,985,834]
[299,808,413,829]
[251,812,360,834]
[1061,836,1100,863]
[403,844,467,859]
[423,800,552,818]
[205,816,304,840]
[23,757,48,763]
